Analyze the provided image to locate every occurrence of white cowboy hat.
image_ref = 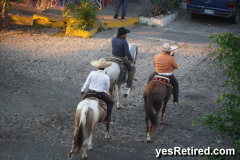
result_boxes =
[90,58,112,68]
[160,43,178,52]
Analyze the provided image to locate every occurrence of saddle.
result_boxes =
[152,75,173,88]
[108,57,128,84]
[84,93,107,110]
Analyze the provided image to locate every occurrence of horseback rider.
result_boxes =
[110,27,136,89]
[80,58,114,123]
[148,43,180,105]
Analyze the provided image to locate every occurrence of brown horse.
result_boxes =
[143,80,172,142]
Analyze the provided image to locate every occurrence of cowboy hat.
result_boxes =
[117,27,130,37]
[90,58,112,68]
[160,43,178,52]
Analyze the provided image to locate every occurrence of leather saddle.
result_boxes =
[108,57,129,84]
[152,75,173,88]
[84,93,107,110]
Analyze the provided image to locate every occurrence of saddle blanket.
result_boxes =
[152,75,173,88]
[107,57,128,84]
[85,97,107,110]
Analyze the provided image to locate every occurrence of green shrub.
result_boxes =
[150,0,180,17]
[62,2,97,30]
[193,33,240,160]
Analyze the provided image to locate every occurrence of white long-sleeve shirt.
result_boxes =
[81,70,110,92]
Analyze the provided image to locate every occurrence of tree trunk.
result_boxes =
[2,2,9,28]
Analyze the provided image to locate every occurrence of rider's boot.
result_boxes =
[103,104,113,125]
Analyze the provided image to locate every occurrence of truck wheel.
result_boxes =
[230,7,239,24]
[191,13,198,18]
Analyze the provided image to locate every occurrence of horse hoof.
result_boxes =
[82,154,87,159]
[68,153,73,159]
[160,121,164,124]
[88,146,93,151]
[105,134,109,139]
[123,94,128,98]
[146,137,151,142]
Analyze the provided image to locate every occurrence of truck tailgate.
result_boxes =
[190,0,230,9]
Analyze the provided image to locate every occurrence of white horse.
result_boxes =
[68,91,110,159]
[104,43,140,109]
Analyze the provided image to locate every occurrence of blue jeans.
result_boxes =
[115,0,128,18]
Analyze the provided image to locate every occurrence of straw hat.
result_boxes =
[160,43,178,52]
[90,58,112,68]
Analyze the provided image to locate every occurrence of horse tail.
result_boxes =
[147,90,158,131]
[75,106,88,153]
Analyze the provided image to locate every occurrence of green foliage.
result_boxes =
[1,0,21,11]
[193,33,240,160]
[150,0,180,16]
[62,2,97,30]
[0,0,12,11]
[34,24,44,29]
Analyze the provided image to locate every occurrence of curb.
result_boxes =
[33,13,65,28]
[139,11,178,27]
[7,12,138,37]
[101,17,138,28]
[9,14,33,25]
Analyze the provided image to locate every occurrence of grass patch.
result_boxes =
[151,25,156,27]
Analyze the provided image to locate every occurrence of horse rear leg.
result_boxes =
[146,123,152,142]
[69,110,80,156]
[160,102,166,124]
[83,119,98,158]
[105,122,110,139]
[116,84,121,109]
[82,129,93,159]
[68,124,78,159]
[145,115,149,132]
[87,132,93,151]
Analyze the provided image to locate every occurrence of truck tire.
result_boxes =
[230,7,239,24]
[191,13,198,18]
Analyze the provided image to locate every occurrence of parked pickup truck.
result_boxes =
[187,0,240,24]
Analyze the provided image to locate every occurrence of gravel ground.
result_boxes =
[0,25,234,160]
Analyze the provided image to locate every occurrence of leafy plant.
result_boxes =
[193,33,240,160]
[1,0,13,28]
[150,0,180,17]
[62,2,97,30]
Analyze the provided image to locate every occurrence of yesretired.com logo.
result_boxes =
[155,147,235,157]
